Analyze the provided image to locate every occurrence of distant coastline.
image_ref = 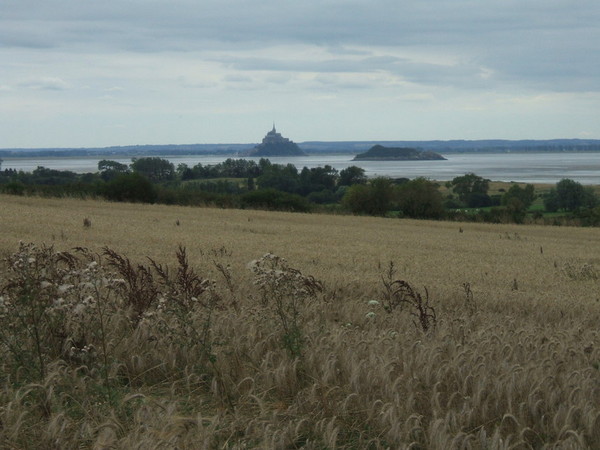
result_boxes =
[2,138,600,158]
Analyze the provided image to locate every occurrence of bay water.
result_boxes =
[2,152,600,185]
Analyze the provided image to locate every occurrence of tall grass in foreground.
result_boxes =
[1,242,599,448]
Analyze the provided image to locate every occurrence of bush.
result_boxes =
[1,181,26,196]
[467,192,494,208]
[241,189,311,212]
[396,178,444,219]
[572,206,600,226]
[102,173,157,203]
[342,177,395,216]
[307,189,336,204]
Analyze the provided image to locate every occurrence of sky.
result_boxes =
[1,0,600,148]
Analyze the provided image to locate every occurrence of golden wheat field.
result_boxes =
[1,193,600,449]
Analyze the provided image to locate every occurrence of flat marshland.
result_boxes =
[1,194,600,448]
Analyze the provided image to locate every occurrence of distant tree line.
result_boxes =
[1,157,600,225]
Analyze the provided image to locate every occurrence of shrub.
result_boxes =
[1,181,26,196]
[396,178,444,219]
[241,189,311,212]
[307,189,336,204]
[342,177,395,216]
[102,173,157,203]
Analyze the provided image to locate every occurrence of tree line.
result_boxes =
[1,157,599,225]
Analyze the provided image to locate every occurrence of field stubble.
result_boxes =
[0,194,599,448]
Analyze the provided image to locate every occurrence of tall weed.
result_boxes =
[249,253,322,357]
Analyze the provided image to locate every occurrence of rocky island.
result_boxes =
[248,124,306,157]
[353,145,446,161]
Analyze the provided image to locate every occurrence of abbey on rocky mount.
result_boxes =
[249,124,306,156]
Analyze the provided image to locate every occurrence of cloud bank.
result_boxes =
[1,0,599,147]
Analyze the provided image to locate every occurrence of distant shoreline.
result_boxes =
[3,148,600,159]
[2,138,600,158]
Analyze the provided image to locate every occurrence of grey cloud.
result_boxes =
[2,0,600,93]
[223,75,254,83]
[312,75,373,91]
[4,1,596,48]
[215,55,403,74]
[19,77,70,90]
[214,53,498,91]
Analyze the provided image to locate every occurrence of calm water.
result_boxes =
[3,152,600,185]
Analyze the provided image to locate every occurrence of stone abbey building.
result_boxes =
[249,124,305,156]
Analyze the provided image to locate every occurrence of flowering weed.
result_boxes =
[248,253,322,357]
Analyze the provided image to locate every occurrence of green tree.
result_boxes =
[257,163,299,193]
[258,158,272,172]
[339,166,367,186]
[298,165,338,195]
[98,159,130,181]
[342,184,371,214]
[544,178,597,212]
[176,163,194,180]
[397,178,444,219]
[342,177,394,216]
[31,166,78,185]
[217,158,261,178]
[130,157,175,182]
[370,177,395,215]
[449,173,491,207]
[501,184,535,209]
[98,159,129,173]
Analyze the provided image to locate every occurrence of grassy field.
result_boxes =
[1,194,600,448]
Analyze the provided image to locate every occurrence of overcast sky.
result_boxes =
[2,0,599,148]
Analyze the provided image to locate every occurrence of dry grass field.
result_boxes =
[1,193,600,448]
